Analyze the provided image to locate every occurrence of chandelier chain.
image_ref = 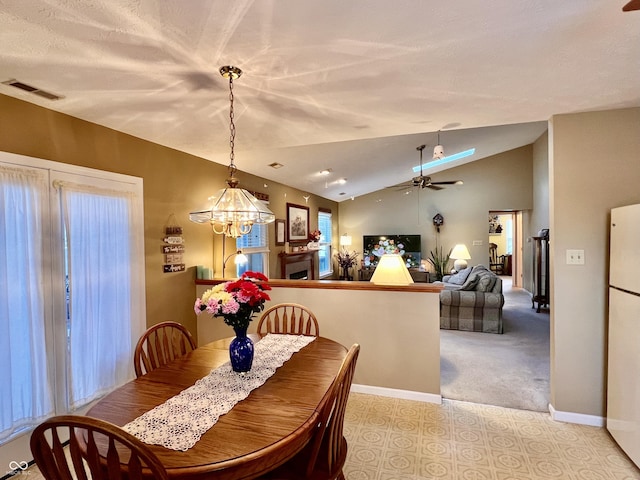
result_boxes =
[228,74,237,176]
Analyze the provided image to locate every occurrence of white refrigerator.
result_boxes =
[607,203,640,468]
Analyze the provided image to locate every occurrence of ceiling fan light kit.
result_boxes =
[392,142,463,192]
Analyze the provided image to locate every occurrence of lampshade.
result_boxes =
[450,243,471,271]
[188,65,275,238]
[370,254,414,286]
[339,234,352,246]
[222,250,248,277]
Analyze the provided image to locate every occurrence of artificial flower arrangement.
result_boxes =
[335,248,359,269]
[309,229,322,242]
[194,271,271,330]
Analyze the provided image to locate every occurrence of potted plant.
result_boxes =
[428,246,451,281]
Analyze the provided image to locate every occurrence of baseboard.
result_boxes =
[351,384,442,404]
[548,403,605,427]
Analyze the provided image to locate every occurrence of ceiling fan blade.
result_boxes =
[425,184,444,191]
[430,180,464,186]
[623,0,640,11]
[386,182,412,189]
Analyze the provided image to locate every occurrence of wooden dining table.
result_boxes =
[86,334,347,479]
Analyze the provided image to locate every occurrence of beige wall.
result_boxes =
[338,145,534,275]
[550,107,640,418]
[196,283,442,399]
[523,130,550,292]
[0,93,338,341]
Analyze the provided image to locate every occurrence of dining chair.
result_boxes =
[30,414,169,480]
[260,343,360,480]
[256,303,320,336]
[134,321,196,377]
[489,243,504,274]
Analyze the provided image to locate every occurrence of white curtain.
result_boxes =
[0,165,54,442]
[57,182,135,409]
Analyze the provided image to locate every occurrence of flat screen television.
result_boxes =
[362,234,421,268]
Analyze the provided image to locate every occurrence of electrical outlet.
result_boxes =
[473,240,483,246]
[566,249,585,265]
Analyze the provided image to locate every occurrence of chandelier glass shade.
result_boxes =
[189,186,275,238]
[189,65,275,238]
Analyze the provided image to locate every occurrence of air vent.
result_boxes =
[2,79,64,101]
[268,162,284,169]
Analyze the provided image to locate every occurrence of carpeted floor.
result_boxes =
[440,276,550,411]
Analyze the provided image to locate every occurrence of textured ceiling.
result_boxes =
[0,1,638,201]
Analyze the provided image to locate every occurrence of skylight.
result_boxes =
[412,148,476,173]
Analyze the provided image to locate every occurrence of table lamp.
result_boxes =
[339,234,352,247]
[370,254,414,286]
[450,244,471,272]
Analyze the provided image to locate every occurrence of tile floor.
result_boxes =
[342,393,640,480]
[22,393,640,480]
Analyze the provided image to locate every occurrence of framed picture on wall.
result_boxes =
[275,219,286,245]
[286,203,309,242]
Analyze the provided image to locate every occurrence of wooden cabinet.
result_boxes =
[532,231,549,312]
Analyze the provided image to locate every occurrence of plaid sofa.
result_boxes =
[435,265,504,334]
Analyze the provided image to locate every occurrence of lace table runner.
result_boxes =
[123,334,315,451]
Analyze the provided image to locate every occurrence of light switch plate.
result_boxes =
[566,249,585,265]
[473,240,483,246]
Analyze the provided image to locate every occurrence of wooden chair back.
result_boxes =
[312,343,360,478]
[134,321,196,377]
[30,414,169,480]
[489,243,504,274]
[257,303,320,336]
[258,343,359,479]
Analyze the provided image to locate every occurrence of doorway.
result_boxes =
[488,210,522,287]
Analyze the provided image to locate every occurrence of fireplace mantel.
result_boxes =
[279,250,317,279]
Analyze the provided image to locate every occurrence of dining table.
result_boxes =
[85,334,348,479]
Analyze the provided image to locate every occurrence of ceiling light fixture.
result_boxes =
[320,169,332,175]
[413,131,475,173]
[433,131,445,160]
[189,66,275,238]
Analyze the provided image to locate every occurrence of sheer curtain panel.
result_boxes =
[0,164,54,442]
[56,181,138,409]
[0,152,145,467]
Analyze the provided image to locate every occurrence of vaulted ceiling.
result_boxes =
[0,1,638,201]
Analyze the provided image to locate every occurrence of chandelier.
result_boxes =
[189,66,275,238]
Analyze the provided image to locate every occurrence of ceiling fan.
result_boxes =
[394,145,463,191]
[623,0,640,11]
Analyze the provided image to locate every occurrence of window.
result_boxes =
[236,223,269,276]
[506,218,513,254]
[318,211,333,277]
[0,153,145,461]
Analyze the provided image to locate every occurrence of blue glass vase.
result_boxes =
[229,325,254,373]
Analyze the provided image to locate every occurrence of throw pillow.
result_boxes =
[447,267,473,285]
